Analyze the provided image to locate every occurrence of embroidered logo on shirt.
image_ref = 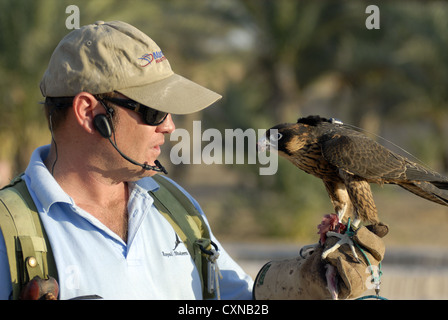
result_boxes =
[161,232,189,258]
[173,233,182,251]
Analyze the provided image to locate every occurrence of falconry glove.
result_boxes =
[253,225,386,300]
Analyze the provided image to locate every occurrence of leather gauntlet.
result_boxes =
[253,226,385,300]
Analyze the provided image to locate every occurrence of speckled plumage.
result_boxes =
[263,115,448,227]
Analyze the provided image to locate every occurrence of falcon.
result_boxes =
[258,115,448,259]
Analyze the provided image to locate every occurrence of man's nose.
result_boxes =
[157,114,175,133]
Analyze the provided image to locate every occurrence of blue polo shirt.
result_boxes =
[0,145,253,299]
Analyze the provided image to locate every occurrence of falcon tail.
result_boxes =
[399,181,448,206]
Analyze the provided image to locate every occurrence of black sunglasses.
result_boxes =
[101,97,168,126]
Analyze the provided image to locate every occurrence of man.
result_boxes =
[0,21,385,300]
[0,20,253,300]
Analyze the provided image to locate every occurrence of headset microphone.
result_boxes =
[153,160,168,174]
[93,112,168,174]
[107,136,168,174]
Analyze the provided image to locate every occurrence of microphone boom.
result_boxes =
[108,137,168,174]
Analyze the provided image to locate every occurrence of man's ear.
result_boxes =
[72,92,101,134]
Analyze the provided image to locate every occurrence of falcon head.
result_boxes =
[258,115,332,156]
[257,123,300,156]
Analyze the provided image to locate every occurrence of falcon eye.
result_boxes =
[270,132,282,141]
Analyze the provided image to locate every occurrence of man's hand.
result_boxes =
[253,225,386,300]
[20,276,59,300]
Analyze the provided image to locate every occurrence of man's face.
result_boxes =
[109,103,175,179]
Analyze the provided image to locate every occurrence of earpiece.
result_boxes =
[93,114,112,138]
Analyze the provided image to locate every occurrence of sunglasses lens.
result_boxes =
[144,109,168,126]
[101,97,168,126]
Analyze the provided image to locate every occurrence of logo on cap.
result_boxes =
[138,51,166,67]
[138,53,154,67]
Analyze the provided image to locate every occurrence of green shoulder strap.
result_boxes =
[0,175,57,300]
[150,175,216,299]
[0,174,215,300]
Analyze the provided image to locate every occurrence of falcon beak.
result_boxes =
[258,134,280,153]
[257,134,270,153]
[258,129,281,153]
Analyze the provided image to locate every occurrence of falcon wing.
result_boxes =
[321,133,448,184]
[321,134,413,181]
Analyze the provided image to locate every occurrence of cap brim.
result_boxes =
[116,74,222,114]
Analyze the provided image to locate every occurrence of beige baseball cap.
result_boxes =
[40,20,221,114]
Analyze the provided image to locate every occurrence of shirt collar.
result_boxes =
[134,176,161,193]
[24,145,74,212]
